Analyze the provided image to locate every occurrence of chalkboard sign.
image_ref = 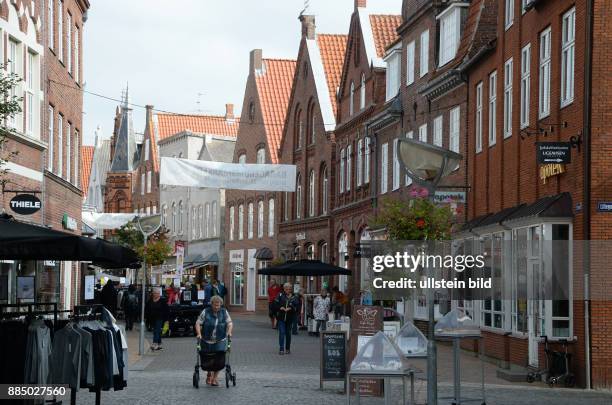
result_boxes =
[320,331,347,388]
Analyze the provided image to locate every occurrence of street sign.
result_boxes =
[320,331,347,387]
[536,142,571,164]
[598,202,612,212]
[9,194,41,215]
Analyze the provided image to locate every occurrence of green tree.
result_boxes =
[369,196,453,241]
[0,66,24,183]
[116,222,173,266]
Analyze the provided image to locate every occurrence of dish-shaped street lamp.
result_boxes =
[136,214,162,237]
[397,138,463,192]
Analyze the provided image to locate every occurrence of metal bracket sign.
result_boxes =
[598,202,612,212]
[536,142,571,164]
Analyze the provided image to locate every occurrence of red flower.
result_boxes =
[415,218,427,230]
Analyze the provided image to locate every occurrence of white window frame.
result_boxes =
[406,41,415,85]
[258,200,264,238]
[420,30,429,77]
[503,58,513,139]
[505,0,514,30]
[560,8,575,107]
[57,0,63,62]
[380,142,388,194]
[238,204,244,240]
[48,106,54,172]
[364,137,370,184]
[48,0,54,50]
[438,6,463,67]
[229,206,235,241]
[248,202,254,239]
[74,26,79,83]
[539,27,551,119]
[360,73,366,110]
[308,170,315,217]
[296,175,303,219]
[449,106,460,153]
[385,49,401,101]
[433,115,443,147]
[146,170,152,193]
[340,148,345,193]
[405,131,413,186]
[392,138,400,190]
[268,199,275,237]
[419,123,427,143]
[322,168,328,215]
[141,172,145,196]
[66,123,71,183]
[489,71,497,146]
[476,82,483,153]
[212,201,217,237]
[144,139,149,161]
[357,139,363,187]
[57,114,63,177]
[74,129,79,187]
[256,147,266,164]
[66,12,72,73]
[238,153,246,164]
[518,44,530,130]
[349,81,355,116]
[346,144,352,191]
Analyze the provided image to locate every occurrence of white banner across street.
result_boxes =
[82,212,138,229]
[160,156,296,192]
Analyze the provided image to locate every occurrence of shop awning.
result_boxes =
[202,252,219,264]
[254,247,273,260]
[0,215,141,269]
[258,260,351,276]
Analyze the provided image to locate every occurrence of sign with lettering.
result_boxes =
[433,191,466,204]
[9,194,41,215]
[536,142,571,164]
[349,305,384,396]
[320,331,347,385]
[539,163,566,184]
[62,214,78,231]
[598,202,612,212]
[229,249,244,263]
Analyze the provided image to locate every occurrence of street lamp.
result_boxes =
[136,214,162,356]
[397,137,463,405]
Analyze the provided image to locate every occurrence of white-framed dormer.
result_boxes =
[384,42,402,101]
[436,2,469,68]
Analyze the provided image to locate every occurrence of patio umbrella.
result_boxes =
[257,260,351,276]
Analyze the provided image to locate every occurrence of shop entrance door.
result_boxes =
[246,249,256,311]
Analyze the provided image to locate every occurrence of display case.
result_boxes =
[394,321,428,358]
[434,308,481,338]
[350,331,410,373]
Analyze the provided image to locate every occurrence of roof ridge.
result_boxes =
[369,13,402,17]
[317,33,348,37]
[263,57,297,62]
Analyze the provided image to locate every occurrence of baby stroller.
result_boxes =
[192,337,236,389]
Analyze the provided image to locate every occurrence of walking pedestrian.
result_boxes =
[331,286,347,319]
[195,295,233,386]
[145,287,169,351]
[313,289,331,334]
[100,281,118,316]
[121,284,140,331]
[267,279,282,329]
[292,288,304,335]
[273,282,298,355]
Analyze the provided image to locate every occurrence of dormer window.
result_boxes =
[384,45,401,101]
[437,4,468,67]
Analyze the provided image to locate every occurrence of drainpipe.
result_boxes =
[582,0,594,390]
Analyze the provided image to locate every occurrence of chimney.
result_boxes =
[299,15,316,40]
[355,0,366,10]
[250,49,263,73]
[225,103,234,120]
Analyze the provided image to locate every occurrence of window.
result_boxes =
[57,0,63,61]
[144,139,149,161]
[392,138,400,190]
[339,148,345,193]
[438,7,461,66]
[320,242,328,263]
[349,81,355,116]
[268,199,274,237]
[192,207,197,239]
[26,52,36,136]
[66,13,72,73]
[171,202,176,234]
[321,168,328,215]
[385,49,401,100]
[238,204,244,240]
[364,137,370,184]
[406,41,415,85]
[141,172,145,195]
[74,129,79,186]
[481,234,505,329]
[405,131,414,186]
[420,30,429,76]
[380,142,388,194]
[283,192,289,221]
[520,44,531,129]
[450,107,460,153]
[258,200,264,238]
[539,27,551,118]
[66,124,71,182]
[505,0,514,30]
[258,261,269,297]
[489,71,497,146]
[357,139,363,186]
[256,147,265,164]
[308,170,315,217]
[231,263,244,306]
[296,174,302,219]
[7,39,19,129]
[57,115,63,177]
[504,59,513,138]
[360,74,366,110]
[346,144,352,191]
[247,202,254,239]
[419,123,427,142]
[561,8,575,107]
[48,107,54,172]
[146,170,151,193]
[310,113,316,144]
[212,201,217,237]
[48,0,54,50]
[74,27,79,83]
[297,115,304,149]
[476,82,483,153]
[238,153,246,164]
[198,205,203,238]
[178,201,184,234]
[433,115,443,147]
[229,206,235,241]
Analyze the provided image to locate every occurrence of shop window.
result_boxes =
[231,262,244,305]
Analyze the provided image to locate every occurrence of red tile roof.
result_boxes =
[255,58,297,163]
[369,15,402,58]
[81,145,94,195]
[155,114,240,141]
[317,34,348,115]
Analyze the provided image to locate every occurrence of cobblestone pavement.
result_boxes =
[75,314,612,405]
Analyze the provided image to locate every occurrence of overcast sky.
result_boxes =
[82,0,402,145]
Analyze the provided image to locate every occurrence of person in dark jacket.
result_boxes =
[121,284,139,331]
[145,288,169,350]
[273,283,299,355]
[100,281,118,316]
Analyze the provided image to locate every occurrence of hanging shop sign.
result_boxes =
[62,214,78,231]
[9,194,41,215]
[320,331,347,390]
[433,191,466,204]
[536,142,571,164]
[539,163,566,184]
[597,202,612,212]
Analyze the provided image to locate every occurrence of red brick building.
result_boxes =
[459,0,612,389]
[276,15,346,296]
[224,50,295,313]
